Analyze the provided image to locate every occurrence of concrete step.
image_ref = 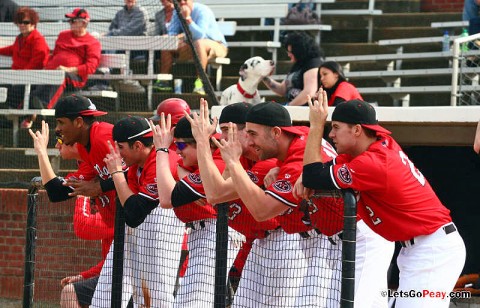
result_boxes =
[322,0,421,13]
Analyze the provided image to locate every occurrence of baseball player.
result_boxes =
[302,92,465,308]
[28,95,117,307]
[187,100,306,307]
[102,116,184,307]
[150,115,243,307]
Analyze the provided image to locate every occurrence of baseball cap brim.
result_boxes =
[280,126,306,135]
[361,124,391,135]
[79,110,108,117]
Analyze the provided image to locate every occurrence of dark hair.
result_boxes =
[127,138,153,148]
[319,61,346,82]
[283,31,323,64]
[14,7,40,26]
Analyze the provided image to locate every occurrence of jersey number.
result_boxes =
[365,205,382,225]
[399,151,426,186]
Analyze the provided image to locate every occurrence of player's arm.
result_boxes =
[474,120,480,154]
[213,123,288,221]
[186,99,239,204]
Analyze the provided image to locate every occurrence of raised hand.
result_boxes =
[307,88,329,128]
[211,122,242,166]
[103,140,123,175]
[28,120,50,155]
[149,114,173,149]
[185,98,217,144]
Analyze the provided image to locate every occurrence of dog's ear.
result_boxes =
[239,63,248,80]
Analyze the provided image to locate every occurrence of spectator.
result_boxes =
[107,0,148,37]
[154,0,174,36]
[319,61,363,106]
[302,94,466,308]
[0,0,18,22]
[29,8,101,128]
[463,0,480,22]
[156,0,228,95]
[0,6,50,110]
[262,31,323,106]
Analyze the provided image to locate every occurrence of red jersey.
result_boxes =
[74,196,114,279]
[227,159,279,239]
[0,29,49,69]
[45,30,101,86]
[173,149,225,223]
[328,81,363,106]
[127,148,158,201]
[76,122,116,228]
[331,135,451,241]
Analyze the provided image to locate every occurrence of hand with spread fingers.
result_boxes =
[307,88,329,129]
[103,140,123,175]
[28,120,50,156]
[65,177,102,198]
[211,122,242,166]
[149,114,173,150]
[185,98,217,144]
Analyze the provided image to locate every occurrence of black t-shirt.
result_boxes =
[285,57,323,104]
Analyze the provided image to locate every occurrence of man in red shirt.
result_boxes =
[302,92,466,308]
[31,8,101,111]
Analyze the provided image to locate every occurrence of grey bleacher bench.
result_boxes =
[431,21,469,29]
[0,70,64,147]
[0,88,6,103]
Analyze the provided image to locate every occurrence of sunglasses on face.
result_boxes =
[68,18,83,24]
[174,141,189,151]
[18,20,32,25]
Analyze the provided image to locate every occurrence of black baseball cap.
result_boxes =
[245,102,304,135]
[113,116,153,142]
[332,100,391,135]
[55,95,107,118]
[219,102,252,124]
[173,116,193,139]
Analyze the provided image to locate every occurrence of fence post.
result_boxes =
[341,189,357,308]
[214,203,229,307]
[111,199,125,308]
[23,177,42,308]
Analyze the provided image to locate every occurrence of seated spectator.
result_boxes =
[154,0,174,36]
[107,0,148,37]
[463,0,480,22]
[29,8,101,128]
[0,6,50,110]
[262,31,323,106]
[0,0,18,22]
[319,61,363,106]
[157,0,228,95]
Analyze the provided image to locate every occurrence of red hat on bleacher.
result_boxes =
[65,8,90,22]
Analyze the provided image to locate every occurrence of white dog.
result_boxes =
[220,56,275,106]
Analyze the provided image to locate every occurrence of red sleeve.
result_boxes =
[0,45,14,57]
[77,36,101,79]
[180,150,226,196]
[80,237,112,278]
[24,34,50,69]
[65,161,97,181]
[73,196,114,240]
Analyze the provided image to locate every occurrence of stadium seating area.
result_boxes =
[0,0,476,183]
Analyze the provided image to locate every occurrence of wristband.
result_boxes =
[156,147,169,153]
[110,170,123,176]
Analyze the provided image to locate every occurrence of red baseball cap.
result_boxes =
[65,8,90,21]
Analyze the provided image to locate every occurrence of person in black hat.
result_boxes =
[302,90,465,308]
[150,110,244,307]
[187,99,310,307]
[28,94,117,307]
[101,116,184,307]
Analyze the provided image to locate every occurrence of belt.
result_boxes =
[399,223,457,248]
[186,220,206,231]
[299,228,322,239]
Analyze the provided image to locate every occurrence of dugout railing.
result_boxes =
[21,177,357,307]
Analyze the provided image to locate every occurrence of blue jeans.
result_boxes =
[463,0,480,21]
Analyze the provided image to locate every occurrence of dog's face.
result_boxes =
[239,56,275,81]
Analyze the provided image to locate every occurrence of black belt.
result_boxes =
[299,228,322,239]
[186,220,206,230]
[400,223,457,248]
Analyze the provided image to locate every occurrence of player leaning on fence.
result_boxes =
[302,90,466,308]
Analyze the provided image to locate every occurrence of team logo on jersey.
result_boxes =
[188,173,202,184]
[246,170,259,184]
[145,183,158,195]
[272,179,292,193]
[284,173,291,179]
[337,165,352,185]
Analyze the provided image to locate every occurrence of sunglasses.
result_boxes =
[18,20,32,25]
[68,18,84,24]
[174,141,189,151]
